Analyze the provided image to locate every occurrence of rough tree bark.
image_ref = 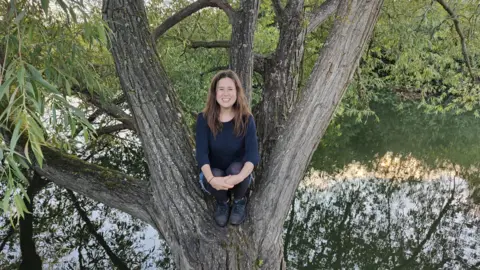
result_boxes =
[31,0,384,269]
[255,0,310,175]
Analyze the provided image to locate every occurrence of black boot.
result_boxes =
[214,200,230,227]
[229,197,247,225]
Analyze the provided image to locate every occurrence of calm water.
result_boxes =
[285,103,480,269]
[1,103,479,269]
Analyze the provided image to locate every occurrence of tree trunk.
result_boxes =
[229,0,260,100]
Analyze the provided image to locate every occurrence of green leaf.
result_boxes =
[24,140,31,163]
[31,142,44,168]
[65,79,71,95]
[2,189,11,213]
[10,117,23,153]
[13,194,28,218]
[97,23,107,45]
[7,155,27,183]
[83,128,89,142]
[19,186,30,203]
[17,65,26,87]
[0,77,15,101]
[26,81,35,97]
[26,64,42,79]
[26,64,59,94]
[41,0,49,15]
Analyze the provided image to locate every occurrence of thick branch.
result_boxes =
[88,94,127,123]
[190,40,231,48]
[229,0,260,100]
[307,0,340,34]
[252,0,384,266]
[435,0,476,82]
[67,190,130,270]
[152,0,235,42]
[102,1,215,267]
[33,146,154,226]
[84,92,136,132]
[96,123,129,136]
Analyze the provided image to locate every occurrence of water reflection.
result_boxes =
[285,173,480,269]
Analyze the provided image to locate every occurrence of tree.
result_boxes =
[1,0,383,268]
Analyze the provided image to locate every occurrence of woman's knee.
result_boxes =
[226,162,243,175]
[211,168,226,177]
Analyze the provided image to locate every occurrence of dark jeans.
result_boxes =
[199,162,251,202]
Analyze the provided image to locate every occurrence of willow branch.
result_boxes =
[435,0,476,82]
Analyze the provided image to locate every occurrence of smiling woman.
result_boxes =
[195,70,260,227]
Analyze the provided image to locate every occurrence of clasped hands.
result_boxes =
[209,175,243,191]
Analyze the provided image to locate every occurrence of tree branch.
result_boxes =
[79,90,136,132]
[252,0,384,259]
[209,0,235,21]
[189,40,231,48]
[435,0,476,82]
[152,0,235,42]
[307,0,340,34]
[272,0,283,19]
[88,95,126,123]
[67,189,130,270]
[96,123,129,136]
[33,146,155,226]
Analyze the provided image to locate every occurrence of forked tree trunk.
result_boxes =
[33,0,384,269]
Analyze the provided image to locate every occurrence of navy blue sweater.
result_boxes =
[195,113,260,171]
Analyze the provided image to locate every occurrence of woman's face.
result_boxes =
[216,77,237,110]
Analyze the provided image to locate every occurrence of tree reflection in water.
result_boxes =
[284,174,480,270]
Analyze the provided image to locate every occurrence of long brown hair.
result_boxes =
[202,70,251,137]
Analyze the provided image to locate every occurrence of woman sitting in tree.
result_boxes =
[196,70,260,227]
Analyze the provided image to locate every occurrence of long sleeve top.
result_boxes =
[195,113,260,171]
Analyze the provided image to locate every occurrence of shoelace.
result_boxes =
[218,204,229,215]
